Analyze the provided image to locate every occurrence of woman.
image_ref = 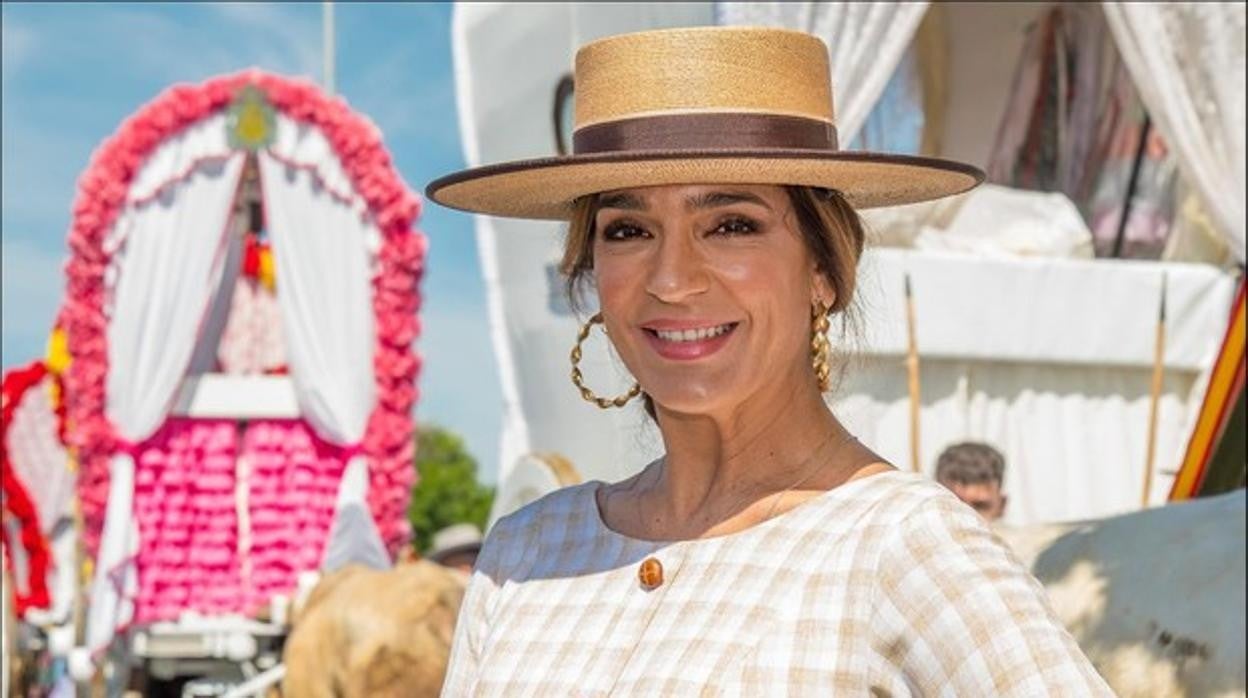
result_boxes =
[427,26,1112,696]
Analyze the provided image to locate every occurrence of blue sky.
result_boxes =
[1,2,503,479]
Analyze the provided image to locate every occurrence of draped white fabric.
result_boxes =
[5,374,79,628]
[126,114,234,204]
[322,459,390,571]
[105,154,246,439]
[84,457,138,654]
[1102,2,1247,264]
[6,375,75,534]
[257,142,376,445]
[90,136,244,657]
[716,2,930,147]
[259,119,383,565]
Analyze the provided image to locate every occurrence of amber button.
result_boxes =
[638,556,664,590]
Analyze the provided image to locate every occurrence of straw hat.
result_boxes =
[427,523,483,563]
[427,26,983,220]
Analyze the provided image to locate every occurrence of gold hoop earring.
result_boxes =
[570,312,642,409]
[811,303,832,393]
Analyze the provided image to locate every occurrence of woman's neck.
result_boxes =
[644,375,848,535]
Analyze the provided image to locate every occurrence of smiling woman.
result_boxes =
[426,25,1113,697]
[562,185,865,417]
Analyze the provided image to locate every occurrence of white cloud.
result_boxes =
[0,13,36,82]
[205,3,321,79]
[0,238,65,364]
[27,5,323,87]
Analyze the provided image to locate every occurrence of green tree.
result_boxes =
[408,425,495,554]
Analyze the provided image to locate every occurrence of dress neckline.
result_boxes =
[587,467,910,547]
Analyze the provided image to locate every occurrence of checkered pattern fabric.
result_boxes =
[442,471,1113,696]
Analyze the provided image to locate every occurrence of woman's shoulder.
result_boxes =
[815,468,968,524]
[491,481,600,537]
[475,482,602,575]
[852,470,1013,567]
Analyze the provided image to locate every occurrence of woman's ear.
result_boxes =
[811,270,836,310]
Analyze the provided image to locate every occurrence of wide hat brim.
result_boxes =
[428,541,482,563]
[426,148,984,221]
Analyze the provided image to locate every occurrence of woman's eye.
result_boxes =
[709,217,759,236]
[601,221,650,241]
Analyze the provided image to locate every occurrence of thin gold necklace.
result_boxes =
[632,428,859,539]
[762,432,858,520]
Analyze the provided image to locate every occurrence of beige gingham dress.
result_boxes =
[442,470,1113,696]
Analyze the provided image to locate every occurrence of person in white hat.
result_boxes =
[429,26,1110,696]
[427,523,484,580]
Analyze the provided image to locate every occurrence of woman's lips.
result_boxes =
[641,322,739,361]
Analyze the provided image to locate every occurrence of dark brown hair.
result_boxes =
[935,442,1007,486]
[560,186,867,417]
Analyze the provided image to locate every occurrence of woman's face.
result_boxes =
[592,184,831,416]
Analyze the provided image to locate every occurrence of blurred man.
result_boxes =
[935,441,1008,521]
[427,523,483,579]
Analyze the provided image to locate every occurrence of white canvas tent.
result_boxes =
[451,2,1244,527]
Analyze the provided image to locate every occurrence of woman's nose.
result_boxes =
[644,233,709,303]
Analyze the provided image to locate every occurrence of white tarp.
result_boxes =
[452,2,1240,527]
[836,248,1235,524]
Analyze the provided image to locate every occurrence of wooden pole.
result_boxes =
[905,273,922,473]
[1142,273,1167,507]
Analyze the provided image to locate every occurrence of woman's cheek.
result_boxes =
[712,254,794,298]
[593,261,634,309]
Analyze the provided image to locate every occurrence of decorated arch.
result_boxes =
[56,70,424,642]
[1,359,67,617]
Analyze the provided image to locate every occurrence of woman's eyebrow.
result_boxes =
[685,190,772,211]
[597,192,647,210]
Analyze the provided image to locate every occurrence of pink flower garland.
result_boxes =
[60,69,424,559]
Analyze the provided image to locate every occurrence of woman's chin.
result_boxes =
[644,382,736,417]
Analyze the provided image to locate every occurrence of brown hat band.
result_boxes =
[573,112,840,155]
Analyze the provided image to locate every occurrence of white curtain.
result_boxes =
[6,375,75,535]
[106,159,245,440]
[257,123,375,446]
[88,136,244,655]
[716,2,930,147]
[1103,2,1247,264]
[83,460,138,655]
[6,373,78,628]
[258,116,381,561]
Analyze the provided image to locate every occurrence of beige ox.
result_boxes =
[996,490,1246,698]
[282,560,465,698]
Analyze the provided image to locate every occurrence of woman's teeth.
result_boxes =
[653,324,733,342]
